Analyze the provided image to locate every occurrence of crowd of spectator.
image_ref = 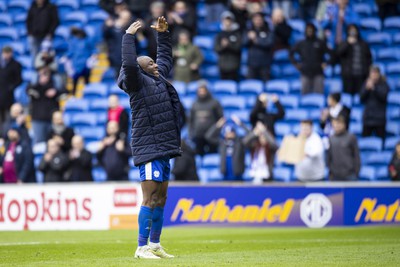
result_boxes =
[0,0,399,184]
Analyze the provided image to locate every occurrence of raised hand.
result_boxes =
[126,21,142,35]
[151,16,168,32]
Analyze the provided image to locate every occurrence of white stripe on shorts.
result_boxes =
[145,162,152,180]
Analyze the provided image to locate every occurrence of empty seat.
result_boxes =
[75,126,105,142]
[83,83,108,98]
[181,96,195,109]
[387,107,400,120]
[341,93,352,108]
[16,55,33,69]
[353,3,373,17]
[273,49,290,63]
[81,0,101,13]
[287,19,305,33]
[207,168,223,182]
[376,47,400,62]
[193,35,214,50]
[350,107,363,122]
[200,65,219,79]
[238,79,263,95]
[70,112,98,127]
[358,137,383,151]
[360,17,381,32]
[202,50,218,64]
[275,122,292,137]
[88,10,109,26]
[7,0,30,16]
[359,165,376,180]
[129,168,140,182]
[273,167,292,182]
[384,136,399,150]
[85,141,101,154]
[92,167,107,182]
[364,151,392,165]
[279,95,299,109]
[366,32,391,48]
[349,122,362,135]
[219,95,246,110]
[387,121,400,135]
[387,91,400,106]
[290,80,301,93]
[0,28,19,42]
[281,64,299,78]
[285,109,309,121]
[265,80,290,94]
[172,81,186,95]
[186,80,202,95]
[0,13,12,27]
[300,93,325,109]
[57,0,79,17]
[33,142,47,155]
[108,83,126,97]
[64,98,89,112]
[213,80,237,94]
[7,41,26,55]
[383,16,400,31]
[325,78,343,93]
[62,11,88,25]
[376,166,389,180]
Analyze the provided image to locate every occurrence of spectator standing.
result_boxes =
[97,121,131,181]
[272,0,292,19]
[1,103,31,144]
[27,67,62,144]
[243,121,278,183]
[336,25,372,96]
[327,116,360,180]
[205,116,250,181]
[190,83,224,156]
[167,1,197,45]
[107,95,129,138]
[271,8,292,52]
[46,111,75,153]
[173,30,203,83]
[143,1,167,60]
[34,39,58,72]
[171,139,199,181]
[389,142,400,181]
[360,66,389,140]
[250,93,285,137]
[26,0,59,59]
[229,0,249,32]
[0,127,36,183]
[205,0,228,23]
[376,0,400,21]
[214,11,242,81]
[39,138,69,182]
[298,0,319,21]
[0,47,22,130]
[290,23,332,95]
[243,12,274,81]
[294,120,325,182]
[64,27,96,96]
[66,135,93,182]
[320,92,351,136]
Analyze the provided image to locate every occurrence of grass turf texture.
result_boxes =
[0,227,399,266]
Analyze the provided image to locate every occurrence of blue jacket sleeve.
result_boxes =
[117,34,142,93]
[156,31,173,78]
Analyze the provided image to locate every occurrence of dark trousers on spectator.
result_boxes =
[301,75,324,95]
[362,124,386,149]
[342,75,367,95]
[72,67,91,95]
[193,136,218,156]
[220,70,239,81]
[247,66,270,82]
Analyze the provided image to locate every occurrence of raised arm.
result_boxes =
[152,16,172,77]
[117,21,142,93]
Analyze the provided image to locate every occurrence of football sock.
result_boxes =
[138,206,153,247]
[150,206,164,244]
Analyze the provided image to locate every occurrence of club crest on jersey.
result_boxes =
[154,171,160,178]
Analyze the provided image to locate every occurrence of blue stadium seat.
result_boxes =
[366,32,391,48]
[275,122,292,137]
[92,167,107,182]
[129,168,140,182]
[353,3,373,17]
[287,19,305,33]
[13,13,26,29]
[325,78,342,93]
[83,83,108,98]
[7,0,30,16]
[387,63,400,78]
[279,95,299,109]
[202,50,218,64]
[394,33,400,45]
[172,81,186,95]
[16,55,32,69]
[266,80,290,94]
[197,168,209,183]
[387,121,400,135]
[308,109,322,121]
[341,93,352,108]
[207,168,223,182]
[359,165,376,181]
[300,93,325,109]
[285,109,309,122]
[75,126,105,142]
[0,28,19,42]
[181,96,195,109]
[186,80,203,95]
[350,107,363,122]
[238,79,263,95]
[7,41,26,56]
[193,35,214,50]
[64,98,89,112]
[85,140,101,154]
[219,95,246,110]
[358,137,383,151]
[0,14,12,27]
[376,166,389,180]
[108,83,126,98]
[54,26,71,42]
[213,80,237,95]
[359,17,381,32]
[273,49,290,63]
[88,10,109,27]
[290,80,301,94]
[0,1,6,12]
[270,64,281,78]
[13,82,29,105]
[70,112,98,127]
[56,0,79,17]
[246,95,257,109]
[383,16,400,32]
[364,151,392,165]
[227,109,250,124]
[33,142,47,156]
[376,47,400,62]
[200,65,219,80]
[273,167,292,182]
[349,122,362,135]
[387,91,400,106]
[384,136,399,150]
[62,11,88,26]
[22,69,35,82]
[281,64,300,78]
[80,0,100,13]
[387,107,400,120]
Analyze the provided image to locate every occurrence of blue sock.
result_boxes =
[150,207,164,243]
[138,206,153,246]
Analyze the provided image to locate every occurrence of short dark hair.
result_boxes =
[301,120,313,125]
[2,46,12,53]
[329,92,341,103]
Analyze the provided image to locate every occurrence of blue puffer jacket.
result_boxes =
[117,32,182,166]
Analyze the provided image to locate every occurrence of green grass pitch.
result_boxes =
[1,227,399,266]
